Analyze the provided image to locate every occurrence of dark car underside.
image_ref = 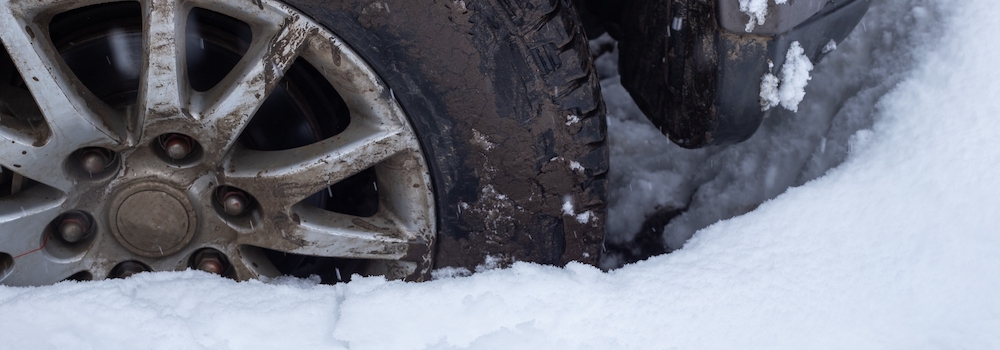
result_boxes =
[577,0,871,148]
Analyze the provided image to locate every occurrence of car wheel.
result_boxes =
[0,0,606,286]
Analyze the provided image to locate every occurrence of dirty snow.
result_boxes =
[3,0,1000,349]
[470,129,495,150]
[760,41,814,112]
[740,0,789,32]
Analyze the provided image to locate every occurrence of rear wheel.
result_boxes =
[0,0,606,286]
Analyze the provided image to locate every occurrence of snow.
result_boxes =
[562,196,593,224]
[470,129,495,150]
[565,114,580,126]
[568,160,583,172]
[739,0,789,32]
[822,39,838,54]
[606,1,944,250]
[3,0,1000,349]
[760,41,814,112]
[561,197,574,216]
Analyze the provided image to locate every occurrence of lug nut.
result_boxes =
[161,134,195,160]
[52,211,94,244]
[197,258,224,274]
[71,147,117,178]
[110,261,149,279]
[191,249,230,275]
[58,216,89,243]
[222,191,249,216]
[80,149,109,174]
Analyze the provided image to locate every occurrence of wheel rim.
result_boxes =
[0,0,435,286]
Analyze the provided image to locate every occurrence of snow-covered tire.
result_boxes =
[284,0,608,270]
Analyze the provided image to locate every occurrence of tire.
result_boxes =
[284,0,609,270]
[0,0,606,286]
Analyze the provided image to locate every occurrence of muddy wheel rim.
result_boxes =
[0,0,435,286]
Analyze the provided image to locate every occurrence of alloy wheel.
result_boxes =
[0,0,435,285]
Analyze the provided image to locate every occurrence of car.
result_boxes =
[0,0,868,286]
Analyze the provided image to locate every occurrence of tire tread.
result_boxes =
[491,0,608,264]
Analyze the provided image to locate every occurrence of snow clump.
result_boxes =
[561,196,594,224]
[760,41,814,112]
[822,39,838,53]
[565,114,580,126]
[739,0,789,32]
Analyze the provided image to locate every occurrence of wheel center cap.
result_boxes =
[109,183,197,257]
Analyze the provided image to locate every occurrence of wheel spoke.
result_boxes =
[240,204,427,261]
[223,124,410,210]
[0,251,81,286]
[0,0,435,285]
[197,15,316,162]
[136,0,187,132]
[0,186,63,256]
[0,4,123,146]
[0,135,77,191]
[227,246,281,281]
[0,186,78,286]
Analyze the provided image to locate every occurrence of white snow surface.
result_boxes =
[3,0,1000,349]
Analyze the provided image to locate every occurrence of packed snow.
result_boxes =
[3,0,1000,349]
